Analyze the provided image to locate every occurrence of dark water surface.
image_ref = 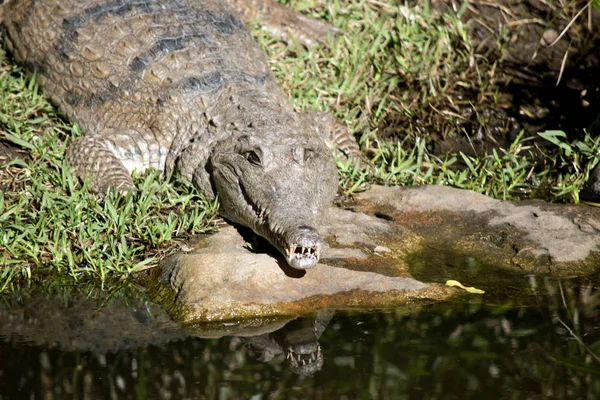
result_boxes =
[1,275,599,399]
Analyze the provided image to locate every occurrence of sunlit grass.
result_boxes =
[0,59,217,291]
[263,0,600,201]
[1,0,599,292]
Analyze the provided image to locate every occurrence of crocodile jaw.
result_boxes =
[285,245,320,269]
[286,344,323,376]
[276,225,321,270]
[233,179,324,270]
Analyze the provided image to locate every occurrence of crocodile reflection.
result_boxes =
[0,287,335,377]
[240,309,333,376]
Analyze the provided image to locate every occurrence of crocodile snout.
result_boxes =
[284,226,321,269]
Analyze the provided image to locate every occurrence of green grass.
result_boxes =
[0,60,218,291]
[263,0,600,201]
[1,0,600,292]
[337,130,600,202]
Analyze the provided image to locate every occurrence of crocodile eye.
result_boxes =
[244,150,262,166]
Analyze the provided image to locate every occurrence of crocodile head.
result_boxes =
[277,312,329,376]
[286,342,324,376]
[210,130,337,269]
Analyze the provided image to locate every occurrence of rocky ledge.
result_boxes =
[147,185,600,324]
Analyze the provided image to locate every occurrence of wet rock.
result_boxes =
[152,221,451,323]
[150,185,600,324]
[356,185,600,272]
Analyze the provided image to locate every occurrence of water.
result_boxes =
[1,275,599,399]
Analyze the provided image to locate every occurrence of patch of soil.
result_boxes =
[0,140,27,163]
[0,139,29,191]
[385,0,600,158]
[466,0,600,138]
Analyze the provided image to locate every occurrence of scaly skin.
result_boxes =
[0,0,357,269]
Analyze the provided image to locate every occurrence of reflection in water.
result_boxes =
[0,275,599,398]
[241,309,333,376]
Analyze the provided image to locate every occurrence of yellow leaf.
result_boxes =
[446,280,485,294]
[581,200,600,208]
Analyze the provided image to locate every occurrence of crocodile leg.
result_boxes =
[66,135,135,195]
[66,128,167,195]
[223,0,342,47]
[300,111,360,161]
[173,138,216,201]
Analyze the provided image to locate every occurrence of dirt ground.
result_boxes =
[383,0,600,157]
[0,140,28,191]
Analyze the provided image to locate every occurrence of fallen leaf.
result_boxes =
[446,280,485,294]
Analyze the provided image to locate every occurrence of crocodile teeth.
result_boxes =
[286,245,320,258]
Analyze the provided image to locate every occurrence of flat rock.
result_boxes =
[149,185,600,324]
[356,185,600,273]
[153,222,451,323]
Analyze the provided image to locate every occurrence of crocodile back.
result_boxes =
[0,0,275,134]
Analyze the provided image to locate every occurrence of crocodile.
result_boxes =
[0,0,359,269]
[242,309,333,376]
